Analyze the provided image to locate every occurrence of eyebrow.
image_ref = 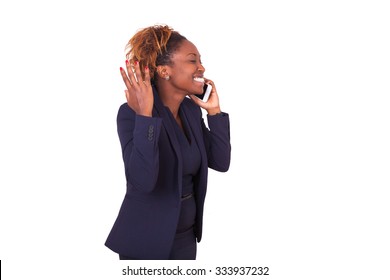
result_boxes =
[186,53,198,57]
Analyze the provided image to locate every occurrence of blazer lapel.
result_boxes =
[181,99,208,171]
[152,87,183,197]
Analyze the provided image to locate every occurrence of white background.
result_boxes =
[1,0,389,279]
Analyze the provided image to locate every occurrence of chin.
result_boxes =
[193,84,204,94]
[189,89,203,95]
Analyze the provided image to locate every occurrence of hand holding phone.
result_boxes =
[194,83,212,102]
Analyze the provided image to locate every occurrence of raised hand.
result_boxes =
[189,78,221,115]
[120,60,154,117]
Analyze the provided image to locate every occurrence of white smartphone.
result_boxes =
[195,83,212,102]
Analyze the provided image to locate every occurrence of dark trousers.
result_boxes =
[168,226,197,260]
[119,227,196,260]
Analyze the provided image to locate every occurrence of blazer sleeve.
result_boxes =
[202,112,231,172]
[117,103,162,193]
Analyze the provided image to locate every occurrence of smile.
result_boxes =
[193,77,205,83]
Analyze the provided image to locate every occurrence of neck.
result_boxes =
[156,83,186,119]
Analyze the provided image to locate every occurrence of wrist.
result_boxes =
[138,109,152,117]
[207,108,221,116]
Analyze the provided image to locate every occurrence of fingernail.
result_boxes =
[125,60,129,65]
[134,61,138,66]
[120,67,123,71]
[145,66,149,70]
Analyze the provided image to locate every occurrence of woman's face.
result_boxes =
[168,40,206,95]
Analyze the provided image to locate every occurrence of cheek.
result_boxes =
[175,68,194,80]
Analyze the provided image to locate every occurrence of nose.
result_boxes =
[198,63,205,72]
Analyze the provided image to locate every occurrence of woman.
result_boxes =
[105,24,231,260]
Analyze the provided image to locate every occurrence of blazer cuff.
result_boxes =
[133,115,162,145]
[207,112,230,132]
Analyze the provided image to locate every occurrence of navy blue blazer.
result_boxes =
[105,87,231,259]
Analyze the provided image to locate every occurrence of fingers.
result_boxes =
[143,65,151,87]
[126,60,138,86]
[120,66,133,90]
[189,78,220,112]
[133,61,143,85]
[120,60,152,114]
[204,78,219,101]
[124,60,151,88]
[204,78,216,92]
[122,62,141,113]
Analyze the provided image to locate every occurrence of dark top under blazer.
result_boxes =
[105,87,231,259]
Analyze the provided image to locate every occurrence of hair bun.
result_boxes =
[125,24,186,83]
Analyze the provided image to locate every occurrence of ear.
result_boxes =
[157,65,169,79]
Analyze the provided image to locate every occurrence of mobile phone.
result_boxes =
[195,83,212,102]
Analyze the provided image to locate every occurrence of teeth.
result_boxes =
[193,77,205,83]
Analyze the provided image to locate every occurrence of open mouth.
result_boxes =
[193,77,205,83]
